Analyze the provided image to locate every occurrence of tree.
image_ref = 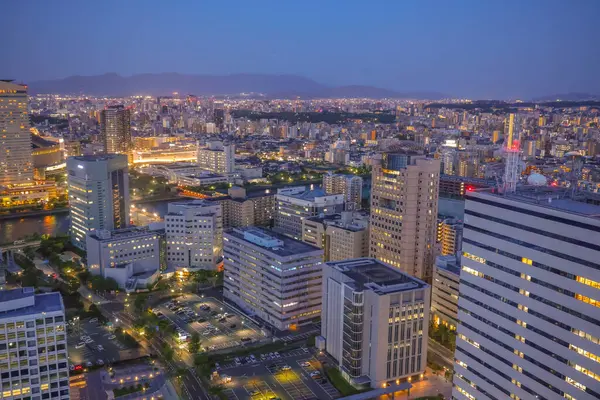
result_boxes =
[162,344,174,362]
[188,332,201,354]
[134,294,148,313]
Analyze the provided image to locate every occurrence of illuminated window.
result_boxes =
[521,257,533,265]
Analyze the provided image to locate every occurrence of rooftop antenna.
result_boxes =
[502,113,520,194]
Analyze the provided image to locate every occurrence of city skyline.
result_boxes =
[2,0,600,99]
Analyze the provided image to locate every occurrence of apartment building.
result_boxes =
[302,211,369,262]
[321,258,430,389]
[0,288,69,400]
[323,173,363,210]
[454,188,600,400]
[223,227,323,331]
[197,141,234,174]
[274,186,345,240]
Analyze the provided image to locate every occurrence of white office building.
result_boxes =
[165,201,223,270]
[223,227,323,330]
[431,254,460,330]
[274,186,345,240]
[323,173,363,210]
[0,288,69,400]
[454,189,600,400]
[321,258,430,389]
[86,227,162,291]
[66,154,129,249]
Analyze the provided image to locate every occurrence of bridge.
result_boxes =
[0,240,41,251]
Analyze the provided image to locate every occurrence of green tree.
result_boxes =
[188,332,201,354]
[134,294,148,313]
[162,344,174,362]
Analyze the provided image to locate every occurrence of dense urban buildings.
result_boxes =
[436,217,463,256]
[67,154,129,249]
[165,200,223,270]
[101,105,132,161]
[0,81,33,186]
[454,188,600,400]
[301,211,369,261]
[369,150,440,281]
[321,258,430,388]
[223,227,323,330]
[219,186,275,228]
[274,186,345,239]
[0,288,69,400]
[323,172,363,210]
[86,227,162,290]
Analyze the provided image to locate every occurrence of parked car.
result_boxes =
[75,342,85,349]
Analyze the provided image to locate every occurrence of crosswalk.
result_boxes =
[279,329,319,343]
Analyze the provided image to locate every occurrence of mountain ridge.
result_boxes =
[28,73,446,99]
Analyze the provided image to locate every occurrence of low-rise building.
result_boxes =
[431,254,460,330]
[86,226,163,290]
[302,211,369,261]
[321,258,430,389]
[0,288,70,400]
[223,227,323,330]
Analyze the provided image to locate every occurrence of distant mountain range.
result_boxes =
[28,73,446,99]
[531,92,600,102]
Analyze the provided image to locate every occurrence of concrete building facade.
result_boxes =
[101,105,131,161]
[223,227,323,330]
[0,81,33,186]
[197,141,235,174]
[431,254,460,330]
[323,173,363,211]
[0,288,69,400]
[321,258,430,389]
[302,211,369,262]
[369,151,440,281]
[67,154,129,249]
[454,189,600,400]
[274,186,345,240]
[165,201,223,270]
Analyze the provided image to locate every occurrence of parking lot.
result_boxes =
[217,347,341,400]
[67,318,134,368]
[154,294,264,353]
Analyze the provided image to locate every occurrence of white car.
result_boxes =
[89,318,98,323]
[75,342,85,349]
[107,335,116,340]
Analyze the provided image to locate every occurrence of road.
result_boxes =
[96,298,210,400]
[427,338,455,369]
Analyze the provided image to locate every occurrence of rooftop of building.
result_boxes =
[329,258,427,295]
[71,154,127,162]
[87,226,159,242]
[226,227,322,258]
[277,186,336,201]
[306,211,369,232]
[435,254,461,275]
[31,134,59,149]
[471,186,600,219]
[166,200,219,215]
[0,288,64,319]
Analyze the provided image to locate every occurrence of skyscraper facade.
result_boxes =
[369,151,440,281]
[0,81,33,186]
[454,189,600,400]
[0,288,69,400]
[101,105,132,161]
[67,154,129,249]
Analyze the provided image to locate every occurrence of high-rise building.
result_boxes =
[0,81,33,186]
[101,105,132,161]
[86,227,162,290]
[67,154,129,249]
[454,188,600,400]
[0,288,69,400]
[219,187,275,229]
[323,173,363,210]
[369,150,440,281]
[197,141,235,174]
[274,186,345,240]
[302,211,369,262]
[165,200,223,270]
[431,254,460,330]
[436,217,463,256]
[223,227,323,330]
[321,258,430,388]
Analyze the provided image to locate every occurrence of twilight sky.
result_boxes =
[2,0,599,99]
